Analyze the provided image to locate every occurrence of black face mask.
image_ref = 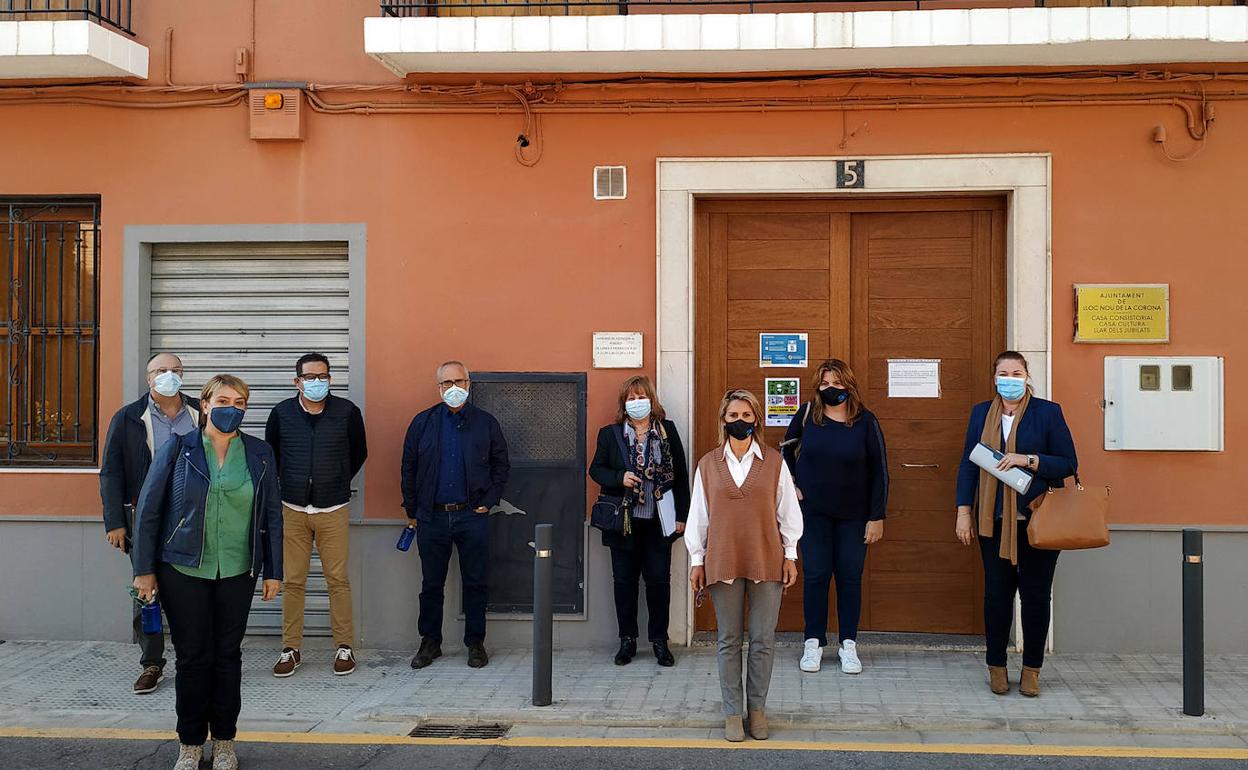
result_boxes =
[725,420,755,441]
[819,386,849,406]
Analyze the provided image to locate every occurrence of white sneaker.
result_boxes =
[799,638,823,673]
[838,639,863,674]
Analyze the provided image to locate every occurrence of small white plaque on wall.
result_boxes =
[593,332,643,369]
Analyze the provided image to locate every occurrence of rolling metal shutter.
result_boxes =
[150,241,350,636]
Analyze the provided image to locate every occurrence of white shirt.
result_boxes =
[685,440,803,571]
[282,393,349,515]
[1001,413,1015,441]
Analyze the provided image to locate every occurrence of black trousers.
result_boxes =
[978,522,1060,669]
[607,517,672,643]
[800,515,869,646]
[157,563,257,746]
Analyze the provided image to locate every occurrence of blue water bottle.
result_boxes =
[396,524,416,552]
[141,599,162,635]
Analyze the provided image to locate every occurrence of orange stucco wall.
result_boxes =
[1,1,1244,527]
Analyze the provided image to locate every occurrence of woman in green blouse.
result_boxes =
[132,374,283,770]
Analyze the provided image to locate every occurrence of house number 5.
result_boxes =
[836,160,865,189]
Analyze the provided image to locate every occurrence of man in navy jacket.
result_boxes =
[401,361,510,670]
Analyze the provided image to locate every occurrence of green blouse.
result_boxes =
[174,434,255,580]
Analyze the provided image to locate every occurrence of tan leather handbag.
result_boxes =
[1027,475,1111,551]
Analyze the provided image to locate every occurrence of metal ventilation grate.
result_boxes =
[594,166,626,200]
[409,724,511,740]
[471,380,579,462]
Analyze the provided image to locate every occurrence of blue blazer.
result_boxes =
[132,429,283,581]
[955,397,1078,518]
[400,402,511,523]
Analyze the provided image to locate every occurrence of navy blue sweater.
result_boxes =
[782,405,889,521]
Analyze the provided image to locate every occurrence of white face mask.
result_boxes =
[152,371,182,398]
[441,385,469,409]
[625,398,652,420]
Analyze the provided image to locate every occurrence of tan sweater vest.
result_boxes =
[698,444,785,585]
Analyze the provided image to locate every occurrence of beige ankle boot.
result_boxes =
[724,715,746,742]
[748,709,768,740]
[988,665,1009,695]
[1020,666,1041,697]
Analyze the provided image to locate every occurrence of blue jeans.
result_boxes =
[800,515,869,646]
[416,510,490,646]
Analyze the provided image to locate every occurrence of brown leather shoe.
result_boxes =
[333,645,356,676]
[133,665,163,694]
[724,715,745,742]
[747,709,768,740]
[1020,666,1041,697]
[273,648,301,678]
[988,665,1009,695]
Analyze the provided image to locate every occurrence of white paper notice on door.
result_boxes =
[888,359,941,398]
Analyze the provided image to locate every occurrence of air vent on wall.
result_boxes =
[594,166,626,200]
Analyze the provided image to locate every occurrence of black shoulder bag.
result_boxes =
[590,425,634,534]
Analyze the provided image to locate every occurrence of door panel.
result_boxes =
[694,198,1003,635]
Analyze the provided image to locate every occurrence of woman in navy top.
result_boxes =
[782,359,888,676]
[955,351,1077,698]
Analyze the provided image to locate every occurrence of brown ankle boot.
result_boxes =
[747,709,768,740]
[1020,666,1041,697]
[988,665,1009,695]
[724,715,745,742]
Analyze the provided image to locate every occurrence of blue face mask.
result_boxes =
[442,385,469,410]
[302,378,329,402]
[995,376,1027,401]
[625,398,652,420]
[208,406,245,434]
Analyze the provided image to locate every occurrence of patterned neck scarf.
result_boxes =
[628,420,676,508]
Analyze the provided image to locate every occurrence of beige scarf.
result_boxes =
[976,390,1032,565]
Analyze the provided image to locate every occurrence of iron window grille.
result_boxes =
[1,197,101,467]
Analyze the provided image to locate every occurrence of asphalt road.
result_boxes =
[1,739,1244,770]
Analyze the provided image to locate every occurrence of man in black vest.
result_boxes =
[266,353,367,678]
[100,352,200,695]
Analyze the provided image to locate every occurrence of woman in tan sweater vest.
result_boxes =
[686,389,802,743]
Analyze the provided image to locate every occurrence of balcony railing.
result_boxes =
[381,0,1240,16]
[0,0,133,36]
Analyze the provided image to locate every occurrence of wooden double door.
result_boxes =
[693,197,1005,635]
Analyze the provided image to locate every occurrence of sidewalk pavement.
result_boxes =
[1,640,1246,748]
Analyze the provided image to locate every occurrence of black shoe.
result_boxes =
[614,637,637,666]
[410,638,442,669]
[467,643,489,669]
[653,641,675,667]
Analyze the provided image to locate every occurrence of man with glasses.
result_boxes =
[401,361,510,669]
[266,353,368,678]
[100,352,200,694]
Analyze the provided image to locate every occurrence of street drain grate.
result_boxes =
[409,724,511,740]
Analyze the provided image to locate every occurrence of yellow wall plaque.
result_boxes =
[1074,284,1169,343]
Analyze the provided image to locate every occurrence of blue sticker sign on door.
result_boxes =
[759,333,808,368]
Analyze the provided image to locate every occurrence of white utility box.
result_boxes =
[1104,356,1224,451]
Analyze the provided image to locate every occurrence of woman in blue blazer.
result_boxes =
[955,351,1076,699]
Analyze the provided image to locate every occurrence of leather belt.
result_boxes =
[434,503,468,512]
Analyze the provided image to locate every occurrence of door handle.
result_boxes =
[901,463,940,469]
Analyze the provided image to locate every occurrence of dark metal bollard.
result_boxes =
[533,524,554,707]
[1182,529,1204,717]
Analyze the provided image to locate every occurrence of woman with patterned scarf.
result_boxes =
[955,351,1078,698]
[589,375,691,667]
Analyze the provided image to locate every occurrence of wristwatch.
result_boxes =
[1027,454,1038,470]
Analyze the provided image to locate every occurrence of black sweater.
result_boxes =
[782,405,889,521]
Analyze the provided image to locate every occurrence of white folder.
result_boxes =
[969,442,1034,495]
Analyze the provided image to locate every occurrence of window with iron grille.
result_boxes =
[1,198,100,467]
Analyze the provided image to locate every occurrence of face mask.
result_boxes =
[302,379,329,402]
[995,376,1027,401]
[819,386,848,406]
[725,419,755,441]
[208,405,245,434]
[152,371,182,398]
[625,398,652,420]
[442,385,469,410]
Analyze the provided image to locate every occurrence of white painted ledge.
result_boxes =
[365,6,1248,74]
[0,20,148,79]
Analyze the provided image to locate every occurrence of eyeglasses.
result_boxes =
[147,367,183,376]
[439,379,470,389]
[298,373,331,382]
